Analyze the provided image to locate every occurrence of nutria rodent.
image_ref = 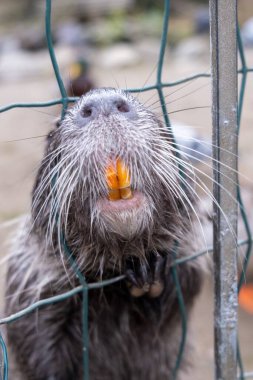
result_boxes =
[4,88,205,380]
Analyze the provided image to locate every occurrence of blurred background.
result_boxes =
[0,0,253,379]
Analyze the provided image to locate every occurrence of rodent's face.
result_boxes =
[33,88,185,245]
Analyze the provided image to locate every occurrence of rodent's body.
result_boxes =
[5,88,204,379]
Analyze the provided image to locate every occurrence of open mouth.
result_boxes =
[97,159,145,213]
[98,191,145,213]
[105,159,132,201]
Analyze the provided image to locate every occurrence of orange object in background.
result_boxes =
[239,284,253,314]
[105,159,132,201]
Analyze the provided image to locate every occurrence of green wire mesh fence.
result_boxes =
[0,0,252,379]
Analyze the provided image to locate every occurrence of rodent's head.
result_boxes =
[32,88,193,269]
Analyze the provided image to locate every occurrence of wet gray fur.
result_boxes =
[5,88,206,380]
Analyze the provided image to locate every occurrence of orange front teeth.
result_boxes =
[106,163,121,201]
[106,159,132,201]
[116,159,132,200]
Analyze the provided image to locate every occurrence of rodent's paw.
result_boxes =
[125,254,166,298]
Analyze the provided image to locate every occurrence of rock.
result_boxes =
[136,38,161,60]
[0,49,46,81]
[0,45,75,81]
[173,36,209,59]
[56,21,91,46]
[19,28,49,52]
[194,7,210,34]
[171,120,211,164]
[241,18,253,47]
[97,44,141,68]
[0,37,20,54]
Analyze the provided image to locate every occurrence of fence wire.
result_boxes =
[0,0,252,379]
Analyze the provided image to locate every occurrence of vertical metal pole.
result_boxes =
[209,1,238,379]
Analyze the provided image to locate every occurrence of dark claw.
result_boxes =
[125,271,149,298]
[125,253,167,298]
[125,268,139,288]
[125,258,149,288]
[138,262,149,286]
[149,254,165,298]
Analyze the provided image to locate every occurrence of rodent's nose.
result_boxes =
[80,95,134,122]
[81,105,93,118]
[112,99,130,114]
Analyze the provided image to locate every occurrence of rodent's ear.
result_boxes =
[47,130,55,141]
[54,117,62,129]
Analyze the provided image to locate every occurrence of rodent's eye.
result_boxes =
[116,100,130,113]
[81,106,92,118]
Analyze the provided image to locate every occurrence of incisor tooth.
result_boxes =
[106,163,121,201]
[117,159,132,200]
[105,159,132,201]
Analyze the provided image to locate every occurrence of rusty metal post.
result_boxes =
[209,0,238,379]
